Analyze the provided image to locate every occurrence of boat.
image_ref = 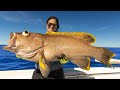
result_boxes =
[0,50,120,79]
[0,67,120,79]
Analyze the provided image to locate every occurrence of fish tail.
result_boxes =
[95,48,115,67]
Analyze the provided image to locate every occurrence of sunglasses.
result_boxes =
[47,23,57,28]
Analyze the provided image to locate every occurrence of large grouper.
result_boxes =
[3,31,115,78]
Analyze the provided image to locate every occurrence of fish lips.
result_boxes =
[3,46,17,53]
[9,33,17,47]
[3,33,18,53]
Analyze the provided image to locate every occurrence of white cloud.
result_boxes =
[0,11,21,22]
[61,24,73,31]
[0,11,42,24]
[95,26,111,31]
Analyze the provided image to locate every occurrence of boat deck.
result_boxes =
[0,67,120,79]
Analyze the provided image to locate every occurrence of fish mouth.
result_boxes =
[3,33,17,52]
[9,33,17,47]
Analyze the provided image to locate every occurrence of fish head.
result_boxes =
[3,31,44,60]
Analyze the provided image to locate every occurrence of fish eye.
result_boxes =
[22,31,30,36]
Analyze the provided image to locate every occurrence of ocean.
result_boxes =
[0,45,120,71]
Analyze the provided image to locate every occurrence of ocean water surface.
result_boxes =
[0,45,120,71]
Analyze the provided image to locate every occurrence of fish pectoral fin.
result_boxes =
[59,57,69,64]
[39,56,51,78]
[39,62,47,69]
[71,56,90,70]
[39,63,50,78]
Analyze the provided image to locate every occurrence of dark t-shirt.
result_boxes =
[35,61,62,71]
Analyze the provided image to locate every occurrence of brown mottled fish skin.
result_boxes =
[43,34,114,65]
[3,32,115,78]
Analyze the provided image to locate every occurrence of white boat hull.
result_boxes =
[74,67,120,79]
[0,69,34,79]
[0,67,120,79]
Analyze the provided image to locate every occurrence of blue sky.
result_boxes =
[0,11,120,47]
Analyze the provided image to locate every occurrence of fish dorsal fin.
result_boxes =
[46,31,96,44]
